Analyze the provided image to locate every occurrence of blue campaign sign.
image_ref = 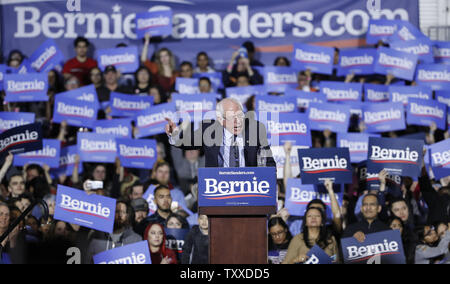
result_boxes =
[53,95,98,128]
[307,102,351,133]
[142,184,158,215]
[94,241,151,264]
[198,167,277,207]
[298,148,352,184]
[284,90,327,112]
[77,132,117,163]
[305,245,333,264]
[406,98,447,130]
[110,92,153,118]
[364,84,390,103]
[285,178,342,218]
[4,73,48,102]
[17,59,33,74]
[135,10,173,38]
[193,72,223,90]
[339,102,366,127]
[0,64,6,91]
[50,145,83,178]
[116,138,157,169]
[362,102,406,133]
[388,21,430,44]
[255,95,298,113]
[435,91,450,107]
[415,63,450,91]
[374,47,418,81]
[0,123,43,159]
[292,43,334,75]
[429,139,450,173]
[54,185,116,234]
[341,230,406,264]
[390,40,434,64]
[165,228,189,254]
[97,46,139,74]
[263,67,298,93]
[265,113,311,147]
[172,93,216,116]
[433,41,450,64]
[13,139,60,168]
[337,133,380,164]
[367,137,424,178]
[358,161,402,193]
[388,85,432,106]
[134,102,177,138]
[93,119,133,138]
[29,38,65,73]
[319,81,362,102]
[57,85,100,110]
[337,48,377,77]
[175,78,200,94]
[0,112,35,133]
[225,85,267,111]
[366,19,401,44]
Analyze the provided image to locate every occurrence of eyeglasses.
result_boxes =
[223,113,245,122]
[270,230,286,238]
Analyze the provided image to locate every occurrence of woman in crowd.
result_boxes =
[414,224,450,264]
[268,217,292,264]
[144,222,178,264]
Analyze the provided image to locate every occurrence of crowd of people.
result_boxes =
[0,30,449,264]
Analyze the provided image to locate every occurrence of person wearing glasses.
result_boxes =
[414,224,450,264]
[268,217,292,264]
[165,98,276,168]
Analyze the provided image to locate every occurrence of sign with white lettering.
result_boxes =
[429,139,450,180]
[433,41,450,64]
[390,40,434,64]
[362,102,406,133]
[406,98,447,130]
[388,85,432,106]
[337,48,377,76]
[77,132,117,163]
[175,78,200,95]
[319,81,362,102]
[93,119,133,138]
[366,19,401,44]
[307,102,351,133]
[306,245,333,264]
[94,240,151,264]
[134,102,177,138]
[292,43,335,75]
[435,91,450,107]
[263,67,298,93]
[358,160,402,193]
[0,112,35,133]
[96,46,139,74]
[0,123,43,160]
[50,145,83,178]
[53,95,98,128]
[165,228,189,255]
[271,145,302,179]
[13,139,60,168]
[364,84,390,103]
[415,63,450,91]
[54,185,116,233]
[265,113,311,147]
[135,10,173,38]
[29,38,65,73]
[110,92,153,117]
[116,138,157,169]
[4,73,48,102]
[337,133,380,164]
[255,95,298,113]
[374,47,418,81]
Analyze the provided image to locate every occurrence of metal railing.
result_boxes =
[427,26,450,41]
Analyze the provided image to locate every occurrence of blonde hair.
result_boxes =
[155,48,176,76]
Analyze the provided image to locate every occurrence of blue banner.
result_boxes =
[337,133,380,164]
[0,122,43,159]
[436,91,450,107]
[53,95,98,128]
[165,228,189,255]
[265,113,311,147]
[13,139,60,168]
[307,102,350,133]
[284,90,327,112]
[198,167,277,207]
[429,139,450,179]
[50,145,83,178]
[358,160,402,192]
[57,84,100,110]
[4,73,48,102]
[366,19,402,44]
[175,78,200,94]
[388,21,430,43]
[374,47,418,81]
[225,85,267,111]
[134,102,177,138]
[29,38,65,73]
[406,98,447,130]
[341,230,406,264]
[433,41,450,64]
[292,43,334,75]
[337,48,377,76]
[388,85,432,106]
[54,185,116,234]
[367,137,424,178]
[135,9,173,39]
[319,81,362,102]
[415,63,450,91]
[255,95,298,113]
[96,46,139,74]
[364,84,390,103]
[0,112,35,133]
[271,145,302,179]
[109,92,153,118]
[93,119,133,138]
[17,58,33,74]
[305,245,333,264]
[116,138,157,169]
[263,67,298,93]
[363,102,406,133]
[77,132,117,163]
[94,240,151,264]
[390,40,434,64]
[193,72,224,90]
[172,93,216,117]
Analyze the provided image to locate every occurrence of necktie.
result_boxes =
[229,135,239,167]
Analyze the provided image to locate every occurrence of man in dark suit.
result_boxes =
[165,98,276,168]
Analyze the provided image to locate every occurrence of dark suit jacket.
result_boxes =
[172,118,276,168]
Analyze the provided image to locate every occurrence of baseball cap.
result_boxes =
[131,198,149,212]
[104,65,117,74]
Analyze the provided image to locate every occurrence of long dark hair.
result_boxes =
[301,207,332,249]
[268,217,292,250]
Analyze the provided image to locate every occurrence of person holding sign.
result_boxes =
[166,98,276,168]
[414,224,450,264]
[144,222,177,264]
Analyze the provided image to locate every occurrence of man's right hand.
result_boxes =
[165,117,176,136]
[353,231,366,243]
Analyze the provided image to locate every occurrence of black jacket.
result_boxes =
[419,171,450,224]
[181,226,209,264]
[342,218,390,239]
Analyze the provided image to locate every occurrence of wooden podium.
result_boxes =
[199,205,276,264]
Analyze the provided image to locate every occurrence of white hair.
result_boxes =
[216,98,244,120]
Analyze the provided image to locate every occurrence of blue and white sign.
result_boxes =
[263,67,298,93]
[13,139,60,168]
[172,93,216,116]
[319,81,362,102]
[175,78,200,95]
[271,145,302,179]
[0,64,6,91]
[307,102,351,133]
[435,91,450,107]
[198,167,277,207]
[97,46,139,74]
[305,245,333,264]
[54,185,116,234]
[225,85,267,110]
[255,95,298,113]
[390,40,434,64]
[406,98,447,130]
[116,138,157,169]
[51,145,83,178]
[433,41,450,64]
[265,113,311,147]
[0,112,35,133]
[388,21,430,43]
[165,228,189,255]
[94,241,151,264]
[389,85,432,106]
[135,10,173,38]
[337,133,380,164]
[415,63,450,91]
[363,102,406,133]
[337,48,377,76]
[429,139,450,179]
[367,137,424,178]
[193,72,223,90]
[298,148,352,184]
[110,92,153,118]
[284,90,327,112]
[134,102,177,138]
[0,123,43,159]
[358,161,402,192]
[53,95,98,128]
[29,39,65,73]
[58,84,99,105]
[93,119,132,138]
[364,84,390,103]
[4,73,48,102]
[77,132,117,163]
[366,19,401,44]
[374,47,418,81]
[292,44,334,75]
[341,230,406,264]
